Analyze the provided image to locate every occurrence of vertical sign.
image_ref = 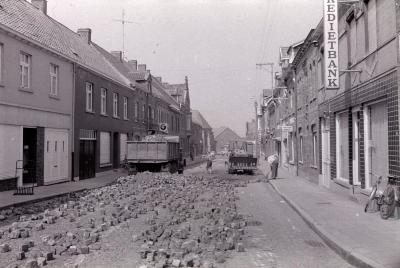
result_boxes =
[324,0,339,89]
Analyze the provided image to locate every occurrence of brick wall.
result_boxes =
[325,70,399,185]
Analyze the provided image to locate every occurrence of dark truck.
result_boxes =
[125,135,184,175]
[227,140,258,175]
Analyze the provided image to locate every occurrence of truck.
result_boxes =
[227,140,258,175]
[125,135,184,175]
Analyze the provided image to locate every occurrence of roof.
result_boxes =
[164,83,188,105]
[0,0,132,87]
[152,78,181,109]
[213,127,227,138]
[191,110,212,129]
[213,127,241,140]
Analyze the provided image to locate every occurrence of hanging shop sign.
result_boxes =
[324,0,339,89]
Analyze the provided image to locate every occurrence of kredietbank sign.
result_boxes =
[324,0,339,89]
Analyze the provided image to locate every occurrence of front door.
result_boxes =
[22,128,37,185]
[321,118,330,188]
[366,102,388,188]
[79,140,96,180]
[44,129,69,184]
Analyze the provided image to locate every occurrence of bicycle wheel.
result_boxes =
[365,185,378,213]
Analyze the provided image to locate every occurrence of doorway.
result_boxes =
[364,101,388,189]
[113,132,119,169]
[321,118,331,188]
[352,110,361,185]
[22,128,37,185]
[79,140,96,180]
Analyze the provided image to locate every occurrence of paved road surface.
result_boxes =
[187,157,354,268]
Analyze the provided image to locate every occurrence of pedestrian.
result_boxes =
[206,153,213,174]
[267,153,279,180]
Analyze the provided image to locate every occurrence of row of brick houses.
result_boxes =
[262,0,400,198]
[0,0,211,191]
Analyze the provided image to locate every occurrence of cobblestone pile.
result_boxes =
[0,173,250,268]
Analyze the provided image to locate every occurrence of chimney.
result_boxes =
[155,77,162,83]
[32,0,47,14]
[138,64,147,72]
[127,60,137,71]
[77,28,92,44]
[110,51,123,62]
[185,76,189,89]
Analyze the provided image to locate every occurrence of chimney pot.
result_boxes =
[138,64,147,72]
[31,0,47,14]
[128,60,138,71]
[77,28,92,44]
[110,51,123,62]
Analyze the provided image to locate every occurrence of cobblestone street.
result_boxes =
[0,157,352,268]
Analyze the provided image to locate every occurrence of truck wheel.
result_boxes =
[169,163,177,174]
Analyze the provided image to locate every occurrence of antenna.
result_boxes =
[113,9,139,59]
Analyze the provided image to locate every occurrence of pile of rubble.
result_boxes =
[0,173,251,268]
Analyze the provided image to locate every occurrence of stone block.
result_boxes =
[0,243,11,253]
[21,244,29,252]
[24,259,39,268]
[16,251,25,260]
[37,257,47,266]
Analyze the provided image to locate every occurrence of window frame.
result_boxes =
[85,82,93,112]
[49,63,59,96]
[20,52,31,89]
[113,92,119,118]
[123,96,128,120]
[100,88,107,115]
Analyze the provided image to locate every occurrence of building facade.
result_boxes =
[0,0,74,190]
[263,0,400,200]
[319,0,400,193]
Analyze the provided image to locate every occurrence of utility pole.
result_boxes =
[113,9,138,59]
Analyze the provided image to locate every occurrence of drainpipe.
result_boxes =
[71,62,76,181]
[293,67,299,177]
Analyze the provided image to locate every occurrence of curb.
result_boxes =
[0,176,120,211]
[268,181,384,268]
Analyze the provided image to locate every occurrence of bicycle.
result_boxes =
[364,175,383,213]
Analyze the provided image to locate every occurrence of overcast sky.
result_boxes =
[48,0,322,137]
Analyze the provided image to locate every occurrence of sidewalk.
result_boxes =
[259,158,400,268]
[0,169,126,210]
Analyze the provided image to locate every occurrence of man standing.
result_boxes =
[267,153,279,179]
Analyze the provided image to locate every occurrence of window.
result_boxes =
[50,64,59,96]
[123,96,128,119]
[20,52,31,88]
[101,88,107,115]
[289,132,294,163]
[100,132,111,165]
[113,93,119,118]
[142,104,145,120]
[299,128,303,163]
[135,101,139,120]
[85,82,93,112]
[312,125,317,167]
